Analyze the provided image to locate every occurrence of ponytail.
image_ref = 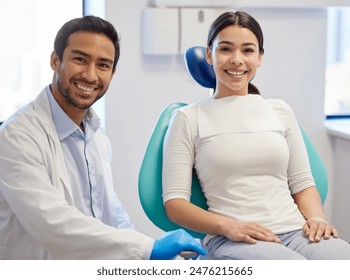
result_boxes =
[248,82,260,95]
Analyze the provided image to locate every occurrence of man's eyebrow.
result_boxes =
[71,49,90,57]
[100,57,114,65]
[71,49,114,65]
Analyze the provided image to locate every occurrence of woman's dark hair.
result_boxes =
[207,11,264,95]
[54,15,120,70]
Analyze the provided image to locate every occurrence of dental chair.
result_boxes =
[138,46,328,241]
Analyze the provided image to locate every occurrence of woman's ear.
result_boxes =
[258,53,263,67]
[206,47,213,65]
[50,51,60,71]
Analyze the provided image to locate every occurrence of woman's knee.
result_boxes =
[302,237,350,260]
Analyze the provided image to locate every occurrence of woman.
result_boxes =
[162,11,350,259]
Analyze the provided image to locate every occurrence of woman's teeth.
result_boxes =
[226,70,245,76]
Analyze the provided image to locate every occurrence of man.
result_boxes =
[0,15,205,260]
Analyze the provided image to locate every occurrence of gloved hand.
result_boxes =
[150,229,206,260]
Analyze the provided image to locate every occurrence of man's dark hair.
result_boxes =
[54,15,120,70]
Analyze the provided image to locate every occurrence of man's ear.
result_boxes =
[112,67,117,76]
[50,51,60,70]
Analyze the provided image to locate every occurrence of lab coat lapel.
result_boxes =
[33,87,74,204]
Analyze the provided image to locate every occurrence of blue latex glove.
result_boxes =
[150,229,206,260]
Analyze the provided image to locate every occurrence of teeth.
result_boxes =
[76,83,95,92]
[227,70,245,76]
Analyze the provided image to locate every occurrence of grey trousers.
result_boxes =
[206,229,350,260]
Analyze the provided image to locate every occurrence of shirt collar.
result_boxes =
[47,86,101,140]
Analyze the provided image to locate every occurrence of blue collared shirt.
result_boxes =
[47,88,134,229]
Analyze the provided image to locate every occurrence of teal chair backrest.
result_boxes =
[138,103,328,239]
[138,103,207,239]
[299,127,328,202]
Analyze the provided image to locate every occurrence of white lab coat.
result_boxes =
[0,87,152,259]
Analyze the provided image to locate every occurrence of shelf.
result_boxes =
[325,118,350,141]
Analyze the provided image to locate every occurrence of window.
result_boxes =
[0,0,82,122]
[325,7,350,117]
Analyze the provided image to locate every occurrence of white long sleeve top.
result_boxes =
[162,95,315,243]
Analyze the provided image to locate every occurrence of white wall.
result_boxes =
[104,0,333,238]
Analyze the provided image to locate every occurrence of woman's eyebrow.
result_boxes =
[218,41,258,47]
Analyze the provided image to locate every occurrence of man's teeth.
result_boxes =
[77,83,95,92]
[226,70,245,76]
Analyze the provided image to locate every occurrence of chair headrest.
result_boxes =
[184,46,216,89]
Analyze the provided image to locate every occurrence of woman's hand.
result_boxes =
[293,187,338,242]
[165,198,280,245]
[221,218,281,244]
[303,216,338,242]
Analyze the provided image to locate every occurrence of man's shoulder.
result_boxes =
[0,96,54,143]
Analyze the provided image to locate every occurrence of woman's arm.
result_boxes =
[165,198,280,244]
[278,102,337,242]
[293,186,338,242]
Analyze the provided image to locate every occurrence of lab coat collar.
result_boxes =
[46,87,80,141]
[46,86,101,141]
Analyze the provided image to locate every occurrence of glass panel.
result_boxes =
[325,7,350,116]
[0,0,82,121]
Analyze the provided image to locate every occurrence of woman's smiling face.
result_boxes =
[206,25,263,98]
